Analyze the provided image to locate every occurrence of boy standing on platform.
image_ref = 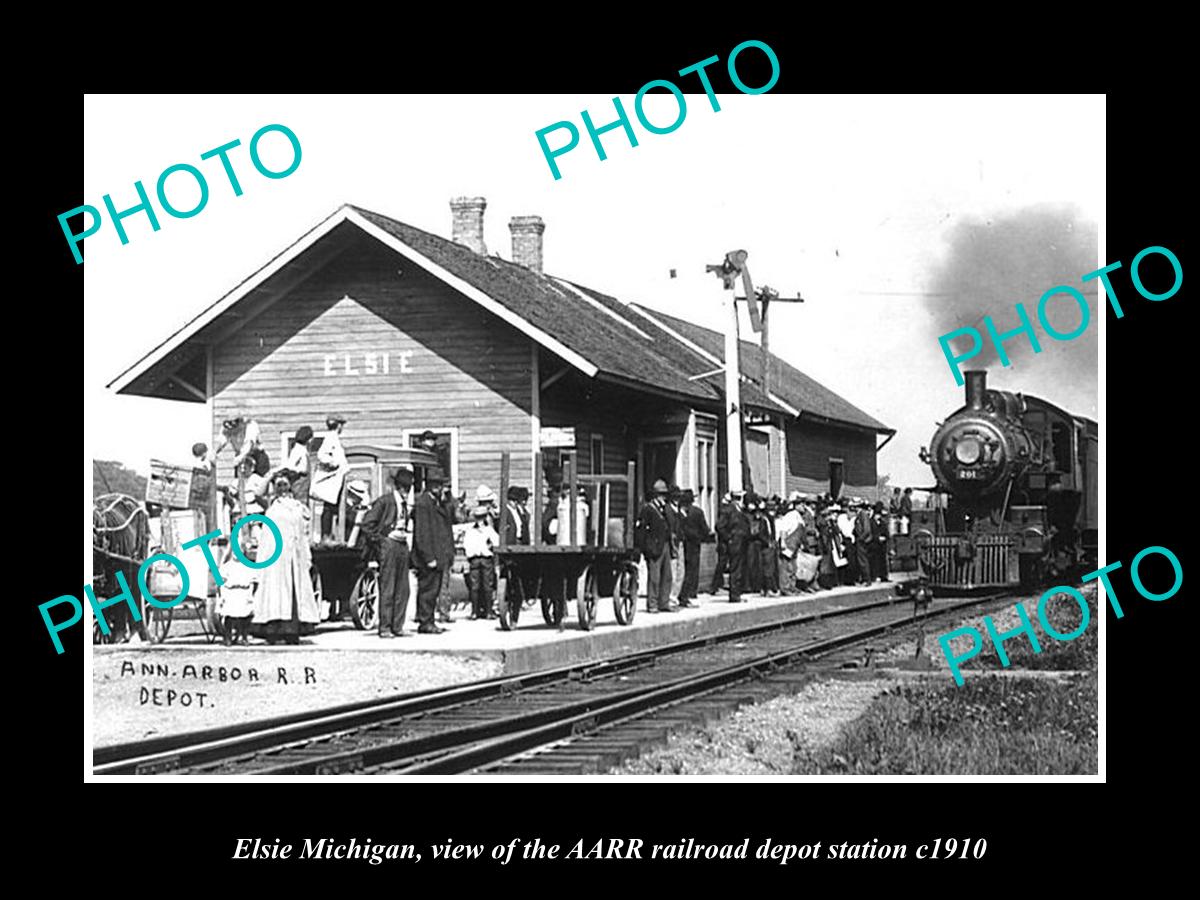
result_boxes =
[463,506,499,619]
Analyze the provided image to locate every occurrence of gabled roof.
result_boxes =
[349,206,739,408]
[110,203,889,434]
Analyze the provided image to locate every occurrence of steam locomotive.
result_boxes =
[894,370,1097,589]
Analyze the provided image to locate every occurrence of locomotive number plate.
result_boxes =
[958,469,978,479]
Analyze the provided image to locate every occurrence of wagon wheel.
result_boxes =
[140,592,172,644]
[497,571,525,632]
[614,564,638,626]
[350,566,379,631]
[93,619,112,645]
[576,565,598,631]
[312,566,330,623]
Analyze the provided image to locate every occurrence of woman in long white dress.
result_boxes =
[252,475,319,645]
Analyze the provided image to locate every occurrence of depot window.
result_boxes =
[402,427,459,494]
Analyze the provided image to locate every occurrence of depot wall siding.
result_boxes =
[211,238,535,493]
[785,419,878,496]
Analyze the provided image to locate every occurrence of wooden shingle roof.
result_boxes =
[634,308,892,433]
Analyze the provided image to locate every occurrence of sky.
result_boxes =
[84,94,1104,487]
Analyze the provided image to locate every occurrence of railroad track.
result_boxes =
[95,590,1013,777]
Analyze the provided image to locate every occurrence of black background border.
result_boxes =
[21,25,1188,885]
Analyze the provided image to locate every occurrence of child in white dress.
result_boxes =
[217,536,258,645]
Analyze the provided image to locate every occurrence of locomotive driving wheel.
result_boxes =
[613,564,638,626]
[497,571,525,632]
[576,565,598,631]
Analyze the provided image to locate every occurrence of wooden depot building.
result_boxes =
[111,198,893,536]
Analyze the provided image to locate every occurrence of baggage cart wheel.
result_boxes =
[350,566,379,631]
[141,592,172,644]
[312,566,330,623]
[498,573,525,632]
[614,565,638,626]
[576,566,598,631]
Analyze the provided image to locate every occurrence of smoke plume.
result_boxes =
[927,206,1099,375]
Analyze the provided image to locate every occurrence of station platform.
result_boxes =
[92,578,915,746]
[97,578,914,675]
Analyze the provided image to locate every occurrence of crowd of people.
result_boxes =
[636,481,914,611]
[181,415,340,644]
[183,412,917,642]
[189,414,540,641]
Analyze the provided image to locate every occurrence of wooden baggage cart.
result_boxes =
[494,449,640,632]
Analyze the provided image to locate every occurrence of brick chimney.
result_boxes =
[450,196,487,254]
[509,215,545,273]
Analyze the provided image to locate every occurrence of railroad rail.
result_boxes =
[95,591,1013,776]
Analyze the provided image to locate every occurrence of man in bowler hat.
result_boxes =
[678,489,711,607]
[721,491,751,603]
[635,479,675,612]
[360,467,414,637]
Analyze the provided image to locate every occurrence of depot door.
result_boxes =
[829,458,845,500]
[745,430,770,495]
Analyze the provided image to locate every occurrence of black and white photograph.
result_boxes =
[82,92,1105,780]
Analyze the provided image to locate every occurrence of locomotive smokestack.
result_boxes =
[965,370,987,410]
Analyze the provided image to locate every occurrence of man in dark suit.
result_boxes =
[500,485,529,546]
[853,500,874,585]
[870,501,890,582]
[515,486,531,540]
[635,479,675,612]
[498,485,534,615]
[678,489,711,607]
[411,469,454,634]
[899,487,914,535]
[666,485,683,605]
[723,491,751,603]
[359,467,413,637]
[709,494,733,593]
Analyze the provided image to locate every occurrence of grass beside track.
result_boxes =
[792,595,1098,775]
[968,589,1099,673]
[790,673,1097,775]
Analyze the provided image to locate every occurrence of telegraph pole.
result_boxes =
[707,251,750,494]
[707,251,803,495]
[722,288,744,493]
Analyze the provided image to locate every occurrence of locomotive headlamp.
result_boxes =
[955,437,983,464]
